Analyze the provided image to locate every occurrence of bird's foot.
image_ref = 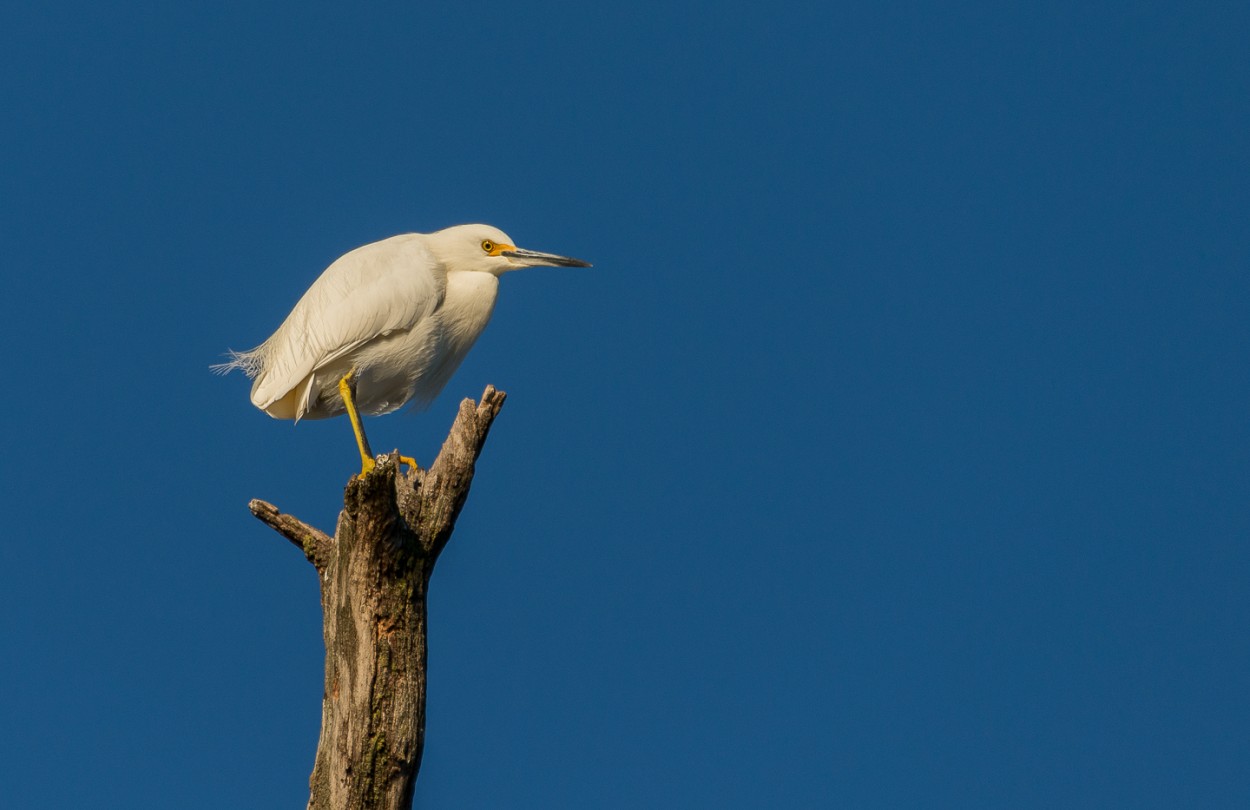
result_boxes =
[355,454,418,478]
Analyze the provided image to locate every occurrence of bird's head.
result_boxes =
[427,224,592,276]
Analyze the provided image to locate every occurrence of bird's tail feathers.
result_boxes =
[210,347,265,378]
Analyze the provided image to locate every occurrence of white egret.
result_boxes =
[215,224,591,474]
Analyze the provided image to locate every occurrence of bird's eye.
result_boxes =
[481,240,495,253]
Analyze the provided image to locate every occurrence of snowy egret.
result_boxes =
[215,224,591,475]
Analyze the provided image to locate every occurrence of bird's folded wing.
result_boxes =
[249,234,446,410]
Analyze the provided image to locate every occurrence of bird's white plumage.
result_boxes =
[246,234,447,419]
[216,224,589,427]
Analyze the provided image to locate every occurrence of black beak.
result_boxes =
[501,248,592,268]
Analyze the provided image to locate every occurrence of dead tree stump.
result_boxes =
[249,385,507,810]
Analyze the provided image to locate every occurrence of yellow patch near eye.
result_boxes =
[488,242,514,256]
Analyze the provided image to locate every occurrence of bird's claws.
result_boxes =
[356,454,419,478]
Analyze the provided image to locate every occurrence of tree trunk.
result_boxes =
[249,385,507,810]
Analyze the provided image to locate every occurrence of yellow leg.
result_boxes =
[338,371,375,476]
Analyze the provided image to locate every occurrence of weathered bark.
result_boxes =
[250,385,506,810]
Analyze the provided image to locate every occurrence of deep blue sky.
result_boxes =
[2,2,1248,807]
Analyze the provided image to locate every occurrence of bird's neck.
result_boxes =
[441,271,500,347]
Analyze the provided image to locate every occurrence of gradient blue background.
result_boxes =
[2,2,1248,807]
